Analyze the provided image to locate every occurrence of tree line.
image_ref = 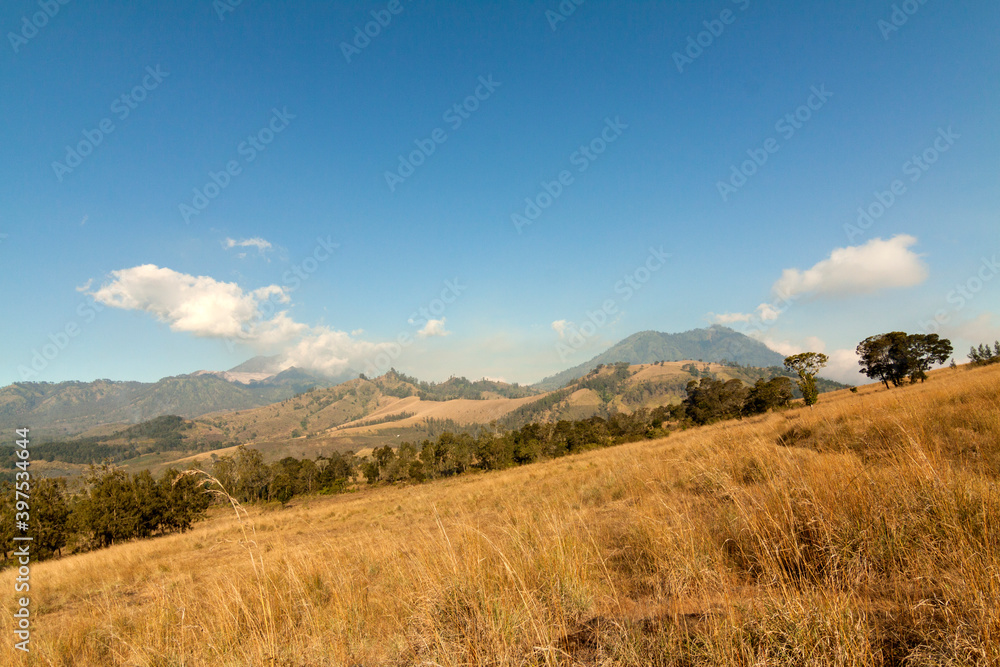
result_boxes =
[0,465,209,567]
[968,340,1000,366]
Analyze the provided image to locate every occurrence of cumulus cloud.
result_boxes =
[773,235,927,299]
[224,237,273,256]
[710,235,927,327]
[757,335,827,358]
[711,303,781,326]
[747,332,863,385]
[88,264,395,376]
[551,319,572,339]
[417,318,450,338]
[282,328,391,377]
[90,265,287,339]
[822,348,866,385]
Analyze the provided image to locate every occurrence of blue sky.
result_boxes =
[2,0,998,386]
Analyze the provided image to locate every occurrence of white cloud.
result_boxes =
[75,278,94,293]
[773,234,927,299]
[750,332,862,385]
[224,237,273,256]
[551,319,572,339]
[711,303,781,325]
[821,348,866,385]
[756,335,828,358]
[282,328,392,377]
[417,318,450,338]
[709,235,927,328]
[90,265,287,339]
[88,264,395,377]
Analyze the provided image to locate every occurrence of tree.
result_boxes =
[857,332,952,387]
[158,468,210,532]
[744,377,794,415]
[682,377,749,424]
[906,333,953,382]
[0,479,71,562]
[783,352,829,406]
[79,463,139,548]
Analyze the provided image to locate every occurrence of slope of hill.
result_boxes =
[535,325,788,390]
[7,364,996,664]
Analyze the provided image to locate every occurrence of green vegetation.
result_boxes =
[359,409,672,486]
[0,465,208,567]
[783,352,829,406]
[857,332,953,387]
[968,340,1000,365]
[379,369,535,401]
[0,478,70,561]
[1,415,217,469]
[341,411,416,429]
[676,375,793,425]
[211,447,356,504]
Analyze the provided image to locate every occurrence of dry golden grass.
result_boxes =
[3,364,999,665]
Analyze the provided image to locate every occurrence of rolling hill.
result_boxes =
[535,325,789,389]
[9,361,849,478]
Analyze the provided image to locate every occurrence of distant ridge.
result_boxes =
[535,326,786,390]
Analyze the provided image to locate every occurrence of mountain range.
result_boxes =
[0,327,824,439]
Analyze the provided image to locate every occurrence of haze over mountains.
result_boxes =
[0,327,836,438]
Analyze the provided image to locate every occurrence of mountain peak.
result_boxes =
[535,327,785,390]
[227,355,287,375]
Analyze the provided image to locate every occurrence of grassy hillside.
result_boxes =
[4,363,997,664]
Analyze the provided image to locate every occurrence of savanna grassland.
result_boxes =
[3,364,999,666]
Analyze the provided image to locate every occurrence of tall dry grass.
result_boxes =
[3,364,999,665]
